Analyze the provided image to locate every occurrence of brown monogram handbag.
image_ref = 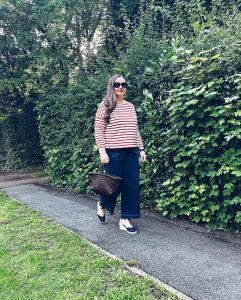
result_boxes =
[88,164,122,197]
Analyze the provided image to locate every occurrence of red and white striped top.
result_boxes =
[94,100,144,149]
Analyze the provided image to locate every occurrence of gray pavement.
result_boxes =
[2,182,241,300]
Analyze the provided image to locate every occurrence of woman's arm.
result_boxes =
[94,102,109,164]
[137,124,144,150]
[136,117,146,162]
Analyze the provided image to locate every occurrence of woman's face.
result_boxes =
[113,76,127,97]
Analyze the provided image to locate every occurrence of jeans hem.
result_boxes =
[121,215,140,219]
[105,207,114,216]
[99,200,114,215]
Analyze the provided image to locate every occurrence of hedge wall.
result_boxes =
[36,1,241,230]
[36,71,109,191]
[139,12,241,229]
[0,104,43,170]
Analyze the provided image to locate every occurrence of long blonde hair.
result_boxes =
[103,74,124,123]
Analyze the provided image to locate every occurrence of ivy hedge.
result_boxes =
[32,1,241,230]
[155,49,241,230]
[139,16,241,229]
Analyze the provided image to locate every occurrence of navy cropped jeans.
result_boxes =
[99,147,140,219]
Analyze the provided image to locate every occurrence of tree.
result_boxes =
[0,0,108,117]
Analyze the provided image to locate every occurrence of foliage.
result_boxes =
[104,0,140,57]
[0,0,108,117]
[37,0,166,193]
[0,0,41,116]
[137,47,179,207]
[140,9,241,229]
[0,0,107,169]
[158,48,241,230]
[0,104,43,170]
[1,0,241,230]
[37,69,108,191]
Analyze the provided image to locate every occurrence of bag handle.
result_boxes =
[101,163,110,174]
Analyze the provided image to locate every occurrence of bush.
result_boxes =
[37,70,108,191]
[0,104,43,170]
[35,0,241,230]
[156,47,241,230]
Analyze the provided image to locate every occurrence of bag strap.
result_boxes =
[101,163,110,174]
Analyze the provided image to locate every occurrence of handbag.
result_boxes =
[88,164,122,197]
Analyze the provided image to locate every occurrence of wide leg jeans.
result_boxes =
[99,147,140,219]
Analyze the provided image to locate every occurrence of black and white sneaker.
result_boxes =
[97,202,106,224]
[119,219,137,234]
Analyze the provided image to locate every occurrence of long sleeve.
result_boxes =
[137,123,144,149]
[134,106,144,149]
[94,102,107,149]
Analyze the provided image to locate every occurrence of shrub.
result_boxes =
[0,104,43,170]
[156,46,241,230]
[35,0,241,231]
[37,70,108,191]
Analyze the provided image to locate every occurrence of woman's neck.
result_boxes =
[116,96,124,104]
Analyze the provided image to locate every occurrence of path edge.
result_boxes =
[78,232,193,300]
[8,195,193,300]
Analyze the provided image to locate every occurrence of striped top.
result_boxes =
[94,100,144,149]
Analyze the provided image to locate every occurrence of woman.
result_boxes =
[94,74,146,234]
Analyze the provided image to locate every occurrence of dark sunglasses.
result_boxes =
[113,82,128,88]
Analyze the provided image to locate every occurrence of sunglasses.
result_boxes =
[113,82,128,88]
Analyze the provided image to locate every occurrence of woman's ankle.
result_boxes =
[120,218,132,226]
[97,202,105,216]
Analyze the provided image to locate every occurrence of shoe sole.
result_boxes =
[97,216,106,224]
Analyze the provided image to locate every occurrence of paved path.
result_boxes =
[1,181,241,300]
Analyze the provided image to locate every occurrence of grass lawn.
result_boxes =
[0,192,180,300]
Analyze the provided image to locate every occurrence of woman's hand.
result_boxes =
[99,148,109,164]
[140,150,146,163]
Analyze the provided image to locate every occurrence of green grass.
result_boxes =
[0,192,180,300]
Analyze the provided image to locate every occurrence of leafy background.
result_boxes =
[1,0,241,230]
